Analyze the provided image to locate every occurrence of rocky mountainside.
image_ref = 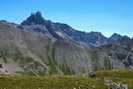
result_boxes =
[0,21,93,75]
[20,11,109,47]
[0,11,133,75]
[109,33,122,41]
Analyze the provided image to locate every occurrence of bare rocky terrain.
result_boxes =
[0,12,133,75]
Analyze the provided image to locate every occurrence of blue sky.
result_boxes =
[0,0,132,37]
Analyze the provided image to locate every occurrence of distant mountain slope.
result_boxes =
[20,11,108,47]
[92,36,133,70]
[21,11,132,48]
[0,12,133,75]
[109,33,122,41]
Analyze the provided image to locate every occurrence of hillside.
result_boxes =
[0,21,93,75]
[0,12,133,75]
[0,70,133,89]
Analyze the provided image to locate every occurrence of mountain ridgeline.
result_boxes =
[0,11,133,75]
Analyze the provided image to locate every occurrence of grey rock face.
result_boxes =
[0,12,132,75]
[21,11,45,25]
[21,12,108,47]
[0,21,93,74]
[109,33,122,41]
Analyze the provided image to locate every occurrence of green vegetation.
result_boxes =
[58,64,75,75]
[96,70,133,79]
[46,43,75,75]
[47,56,58,75]
[91,50,101,71]
[103,56,113,70]
[0,70,133,89]
[97,70,133,89]
[0,48,9,63]
[0,75,106,89]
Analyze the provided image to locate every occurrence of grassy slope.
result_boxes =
[0,76,106,89]
[97,70,133,89]
[0,70,133,89]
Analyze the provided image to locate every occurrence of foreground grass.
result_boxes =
[97,70,133,89]
[0,75,106,89]
[0,70,133,89]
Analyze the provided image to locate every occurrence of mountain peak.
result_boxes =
[21,11,45,25]
[109,33,122,41]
